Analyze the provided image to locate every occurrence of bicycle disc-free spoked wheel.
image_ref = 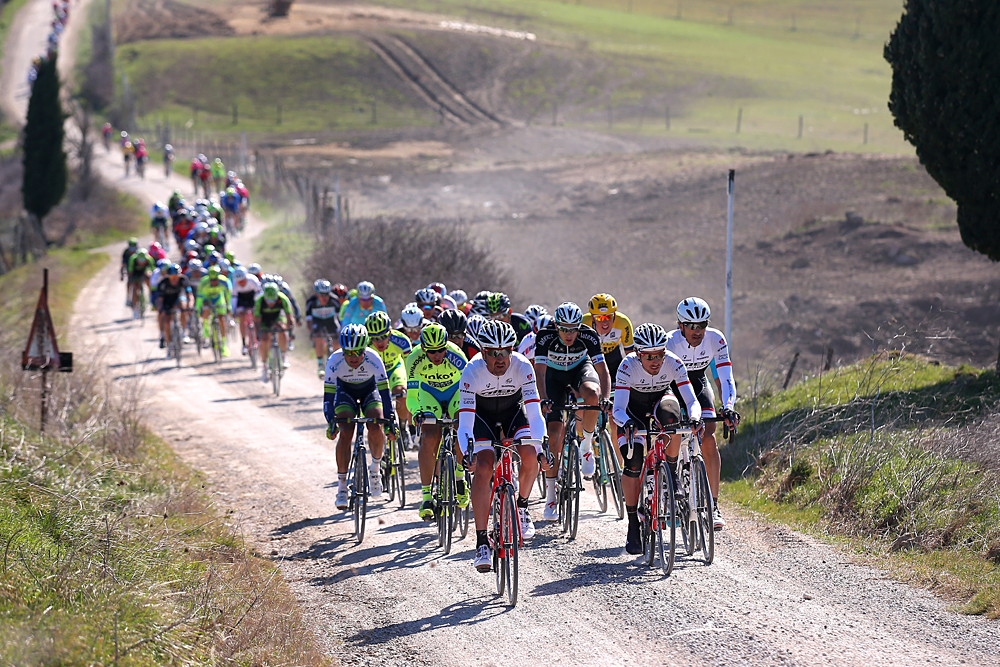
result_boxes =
[271,346,282,397]
[395,437,406,508]
[352,446,368,544]
[560,442,581,539]
[248,323,258,370]
[640,474,656,567]
[438,452,454,555]
[592,442,608,514]
[536,468,546,500]
[603,430,625,520]
[499,485,518,607]
[655,462,678,576]
[211,320,221,363]
[171,318,183,368]
[694,458,715,565]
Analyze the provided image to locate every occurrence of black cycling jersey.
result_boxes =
[156,275,191,297]
[460,336,481,360]
[534,323,604,371]
[305,294,340,323]
[510,313,532,343]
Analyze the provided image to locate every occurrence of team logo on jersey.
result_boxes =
[527,373,533,381]
[464,382,470,389]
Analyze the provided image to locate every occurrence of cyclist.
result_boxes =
[150,201,170,249]
[122,140,134,176]
[197,154,211,197]
[398,305,426,343]
[324,324,395,508]
[583,293,634,448]
[340,281,387,326]
[271,274,302,349]
[210,158,226,193]
[458,320,547,571]
[415,287,443,322]
[172,208,195,249]
[534,301,610,520]
[518,313,551,363]
[665,297,739,530]
[231,267,262,355]
[121,238,139,305]
[150,258,169,321]
[612,323,703,554]
[134,139,148,177]
[156,264,192,357]
[486,292,532,343]
[195,266,232,357]
[126,247,153,314]
[516,305,548,361]
[307,279,342,376]
[101,123,112,152]
[163,144,175,178]
[439,308,480,359]
[450,289,469,314]
[254,282,294,380]
[365,310,411,423]
[404,323,469,521]
[221,187,242,232]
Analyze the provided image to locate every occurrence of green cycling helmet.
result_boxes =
[263,283,279,301]
[208,266,221,279]
[366,310,392,337]
[420,322,448,352]
[487,291,511,314]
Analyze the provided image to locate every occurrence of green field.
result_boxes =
[115,34,436,136]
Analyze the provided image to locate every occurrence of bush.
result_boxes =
[307,218,514,314]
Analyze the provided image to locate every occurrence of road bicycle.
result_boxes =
[240,310,259,369]
[208,313,225,364]
[266,337,283,396]
[380,413,407,508]
[168,309,183,368]
[334,416,393,544]
[550,400,604,539]
[187,310,203,357]
[129,280,147,321]
[420,416,469,555]
[590,409,625,520]
[466,431,544,607]
[675,416,736,564]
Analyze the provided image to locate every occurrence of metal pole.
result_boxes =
[39,268,49,434]
[725,170,735,345]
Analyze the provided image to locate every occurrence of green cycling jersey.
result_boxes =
[195,275,232,312]
[405,341,468,418]
[372,330,412,370]
[253,292,293,320]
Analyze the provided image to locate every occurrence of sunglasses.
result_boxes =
[426,347,447,355]
[593,314,614,323]
[641,352,666,362]
[484,348,513,359]
[683,321,709,330]
[343,349,365,358]
[419,303,436,309]
[371,334,390,343]
[557,325,579,334]
[403,326,422,334]
[487,312,507,320]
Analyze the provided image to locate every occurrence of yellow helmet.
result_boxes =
[588,293,617,316]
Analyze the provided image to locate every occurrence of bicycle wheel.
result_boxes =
[566,442,581,540]
[492,496,504,595]
[439,451,454,555]
[694,458,715,565]
[395,435,407,508]
[190,317,202,357]
[602,430,625,520]
[353,445,368,544]
[248,322,258,370]
[592,439,608,514]
[536,467,546,500]
[211,320,221,363]
[656,462,678,576]
[272,346,282,397]
[641,472,656,567]
[172,318,183,368]
[502,485,519,607]
[384,439,397,504]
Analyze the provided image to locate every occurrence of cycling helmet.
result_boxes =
[676,297,711,324]
[523,304,548,326]
[164,144,173,152]
[554,302,583,327]
[470,299,491,316]
[233,267,247,281]
[226,186,236,195]
[339,323,370,352]
[224,250,235,263]
[633,323,669,352]
[400,305,424,329]
[356,281,375,298]
[332,283,348,299]
[120,131,128,138]
[208,266,222,279]
[155,259,169,270]
[248,263,262,276]
[365,310,392,337]
[262,282,279,300]
[203,243,216,255]
[166,263,181,276]
[151,201,167,215]
[428,281,447,296]
[449,289,468,306]
[127,237,138,247]
[486,292,511,315]
[420,323,449,351]
[535,314,553,332]
[466,313,487,340]
[314,279,332,295]
[187,259,203,271]
[415,287,439,305]
[588,293,618,316]
[474,290,492,301]
[438,308,467,337]
[478,320,517,349]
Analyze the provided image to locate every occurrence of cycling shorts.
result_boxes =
[159,292,185,313]
[201,294,227,316]
[674,372,716,419]
[150,217,168,228]
[309,318,339,338]
[334,379,380,417]
[235,292,256,310]
[605,347,625,384]
[259,311,288,333]
[386,361,406,393]
[544,359,599,423]
[412,383,460,421]
[128,272,147,284]
[470,406,530,455]
[617,393,681,478]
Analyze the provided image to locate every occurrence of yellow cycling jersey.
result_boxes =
[370,330,412,370]
[582,311,634,357]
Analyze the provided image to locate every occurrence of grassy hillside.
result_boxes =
[116,34,436,136]
[724,353,1000,617]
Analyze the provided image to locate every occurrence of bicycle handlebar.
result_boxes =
[333,416,393,426]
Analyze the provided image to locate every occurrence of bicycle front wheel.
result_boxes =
[566,442,581,540]
[694,458,715,565]
[501,485,518,607]
[384,439,397,504]
[603,430,626,520]
[354,446,368,544]
[248,323,258,370]
[172,319,183,368]
[395,436,407,508]
[272,346,282,397]
[438,452,454,555]
[592,440,608,514]
[656,462,678,576]
[211,321,221,363]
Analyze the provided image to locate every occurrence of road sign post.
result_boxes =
[725,170,735,347]
[22,268,72,433]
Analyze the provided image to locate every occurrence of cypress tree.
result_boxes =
[885,1,1000,260]
[21,55,67,228]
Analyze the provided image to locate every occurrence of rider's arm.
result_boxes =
[323,377,338,424]
[533,361,548,400]
[372,353,394,419]
[711,331,736,410]
[611,358,633,426]
[456,366,477,450]
[518,359,546,449]
[404,348,422,417]
[671,355,702,422]
[595,359,611,401]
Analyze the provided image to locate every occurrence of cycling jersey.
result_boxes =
[664,328,735,410]
[253,292,292,328]
[340,295,387,326]
[457,352,545,454]
[405,342,467,418]
[534,323,604,371]
[517,330,536,363]
[372,330,411,372]
[127,253,152,277]
[582,312,634,357]
[459,335,481,360]
[323,348,394,421]
[221,193,241,213]
[231,275,261,311]
[612,351,701,427]
[510,312,532,343]
[305,294,340,325]
[157,276,192,311]
[196,276,231,314]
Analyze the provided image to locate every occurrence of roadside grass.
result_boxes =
[116,34,436,137]
[0,0,30,142]
[723,353,1000,618]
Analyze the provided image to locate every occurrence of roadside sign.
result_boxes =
[21,268,72,372]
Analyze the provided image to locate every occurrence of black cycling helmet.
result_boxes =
[438,309,467,337]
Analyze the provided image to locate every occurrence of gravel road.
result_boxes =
[2,0,995,663]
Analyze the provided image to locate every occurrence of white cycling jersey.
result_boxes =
[231,274,262,310]
[517,330,536,363]
[150,268,164,290]
[665,327,736,410]
[612,351,701,427]
[324,348,390,389]
[457,352,546,453]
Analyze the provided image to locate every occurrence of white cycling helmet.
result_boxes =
[400,305,424,329]
[357,281,375,298]
[478,320,517,349]
[554,302,583,327]
[233,267,247,281]
[534,314,553,333]
[676,297,711,324]
[449,289,468,306]
[314,279,332,294]
[466,313,487,340]
[633,323,669,352]
[523,304,548,327]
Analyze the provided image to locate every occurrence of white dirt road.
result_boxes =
[2,0,997,663]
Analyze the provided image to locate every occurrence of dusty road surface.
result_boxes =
[1,0,996,664]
